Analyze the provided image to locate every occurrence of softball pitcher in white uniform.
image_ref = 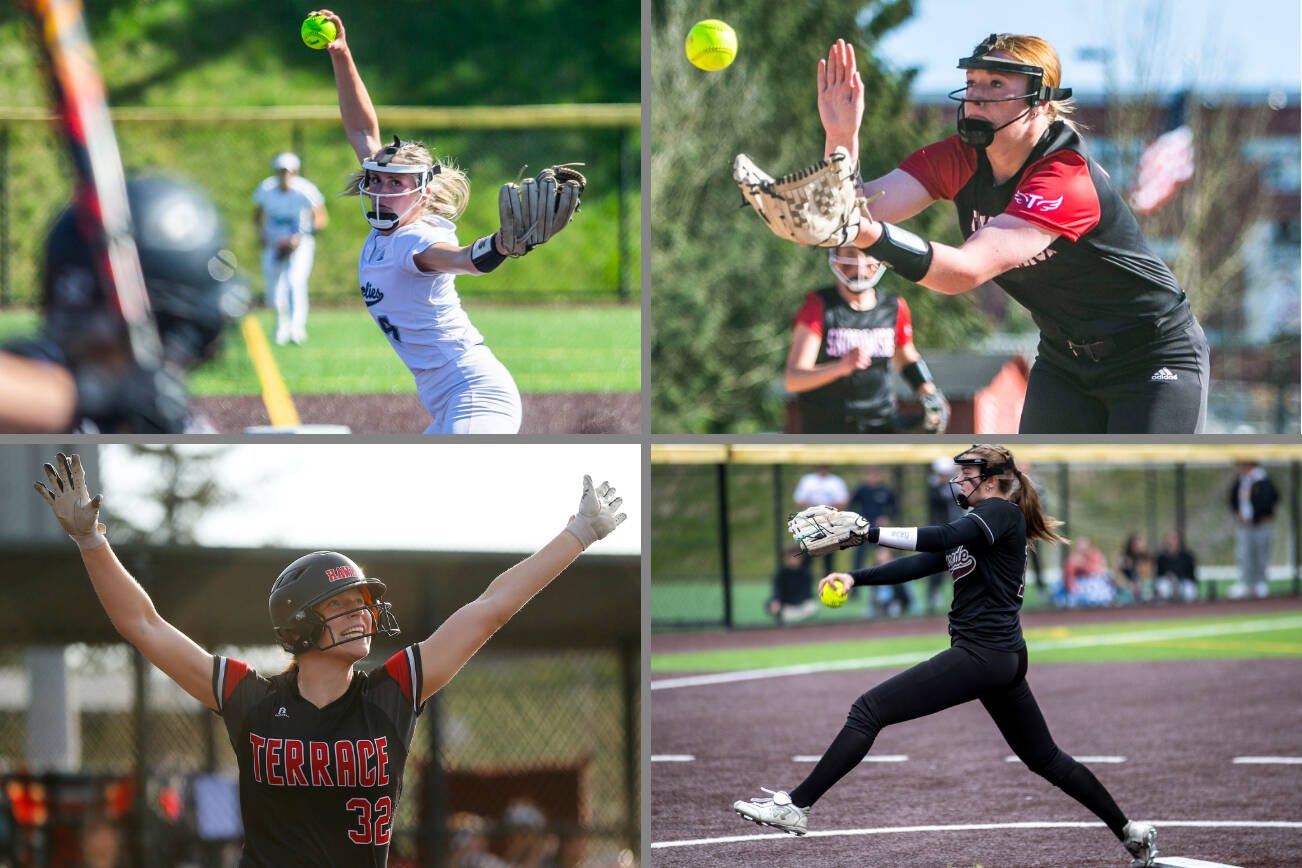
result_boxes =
[315,9,583,434]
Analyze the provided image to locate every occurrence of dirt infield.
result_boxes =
[651,600,1302,867]
[196,392,640,434]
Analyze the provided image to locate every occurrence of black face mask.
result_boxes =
[949,474,982,509]
[955,102,1034,149]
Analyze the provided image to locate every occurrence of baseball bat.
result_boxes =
[19,0,163,370]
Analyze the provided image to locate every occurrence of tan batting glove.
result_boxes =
[33,452,107,551]
[565,475,626,550]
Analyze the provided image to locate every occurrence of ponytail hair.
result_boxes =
[957,444,1068,545]
[1009,466,1068,545]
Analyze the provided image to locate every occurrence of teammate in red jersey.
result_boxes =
[33,453,625,867]
[786,245,948,433]
[819,34,1209,433]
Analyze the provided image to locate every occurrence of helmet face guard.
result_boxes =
[949,35,1072,148]
[359,135,440,230]
[949,444,1014,508]
[828,249,885,293]
[269,551,402,654]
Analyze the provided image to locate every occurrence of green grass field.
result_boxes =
[651,611,1302,672]
[0,304,640,395]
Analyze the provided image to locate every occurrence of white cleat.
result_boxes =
[1122,821,1158,868]
[733,788,809,836]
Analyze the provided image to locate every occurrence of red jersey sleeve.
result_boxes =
[1005,151,1101,241]
[794,292,826,338]
[897,135,978,202]
[894,297,913,347]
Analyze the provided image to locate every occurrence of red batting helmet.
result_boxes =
[268,551,399,653]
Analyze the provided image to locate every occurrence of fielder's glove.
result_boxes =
[33,452,107,550]
[566,474,626,549]
[498,164,586,257]
[921,389,951,434]
[733,146,865,247]
[788,505,871,557]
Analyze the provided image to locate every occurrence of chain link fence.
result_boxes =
[0,643,637,867]
[0,109,640,312]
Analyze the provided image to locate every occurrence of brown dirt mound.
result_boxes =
[196,392,640,434]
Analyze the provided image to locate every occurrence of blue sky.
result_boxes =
[878,0,1300,96]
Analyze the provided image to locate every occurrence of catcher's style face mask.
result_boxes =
[360,136,441,230]
[828,249,885,293]
[948,35,1072,149]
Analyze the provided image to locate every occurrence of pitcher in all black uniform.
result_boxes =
[32,453,625,868]
[785,245,949,433]
[734,445,1160,868]
[816,34,1209,433]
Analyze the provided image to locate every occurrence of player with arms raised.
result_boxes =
[34,453,625,866]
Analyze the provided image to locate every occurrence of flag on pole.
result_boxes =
[1128,124,1195,215]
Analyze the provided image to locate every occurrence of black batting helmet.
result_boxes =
[43,175,249,369]
[268,551,400,654]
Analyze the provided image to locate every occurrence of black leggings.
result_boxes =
[788,644,1129,840]
[1019,320,1210,434]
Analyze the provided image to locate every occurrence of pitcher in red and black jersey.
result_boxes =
[785,245,949,434]
[32,453,626,868]
[815,34,1209,434]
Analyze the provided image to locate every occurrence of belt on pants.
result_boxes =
[1041,306,1194,363]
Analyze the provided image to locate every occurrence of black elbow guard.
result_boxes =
[866,222,934,282]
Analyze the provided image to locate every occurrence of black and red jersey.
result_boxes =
[899,121,1187,339]
[213,647,424,867]
[794,286,912,431]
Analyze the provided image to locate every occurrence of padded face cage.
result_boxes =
[358,135,442,229]
[268,551,400,654]
[949,444,1015,507]
[947,34,1073,108]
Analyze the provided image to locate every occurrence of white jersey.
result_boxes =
[252,176,324,242]
[358,216,484,370]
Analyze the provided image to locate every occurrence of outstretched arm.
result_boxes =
[416,476,626,703]
[34,454,217,710]
[313,9,381,162]
[818,548,948,593]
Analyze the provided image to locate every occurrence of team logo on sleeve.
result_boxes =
[1012,191,1064,212]
[946,546,976,580]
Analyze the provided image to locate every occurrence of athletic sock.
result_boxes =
[788,726,874,809]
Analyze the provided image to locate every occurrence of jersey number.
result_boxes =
[346,796,393,845]
[376,315,401,343]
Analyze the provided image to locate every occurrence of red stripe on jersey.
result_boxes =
[895,297,913,346]
[898,135,977,202]
[1005,151,1101,241]
[794,292,826,337]
[384,648,414,704]
[223,658,250,705]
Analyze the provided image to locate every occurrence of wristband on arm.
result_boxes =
[901,359,935,391]
[470,234,507,273]
[866,222,934,282]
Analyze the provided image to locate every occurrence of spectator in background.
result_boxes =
[449,812,508,868]
[923,457,962,614]
[795,464,850,578]
[500,798,559,868]
[253,151,328,345]
[872,546,913,618]
[82,816,123,868]
[768,546,817,624]
[1056,537,1116,608]
[1228,460,1278,599]
[848,466,898,615]
[1116,532,1154,603]
[1155,530,1198,603]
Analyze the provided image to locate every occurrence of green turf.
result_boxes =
[651,612,1302,672]
[0,305,639,395]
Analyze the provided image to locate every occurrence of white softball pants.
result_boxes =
[261,236,315,340]
[413,344,522,434]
